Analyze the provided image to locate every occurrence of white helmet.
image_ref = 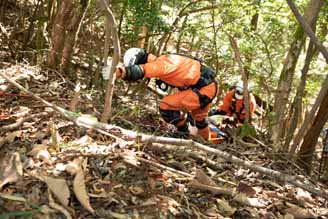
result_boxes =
[234,81,244,100]
[123,48,147,66]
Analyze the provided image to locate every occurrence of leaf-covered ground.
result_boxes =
[0,65,328,219]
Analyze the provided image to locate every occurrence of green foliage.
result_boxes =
[239,123,257,138]
[0,211,33,219]
[118,0,169,45]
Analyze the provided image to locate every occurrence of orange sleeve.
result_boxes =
[141,60,168,78]
[218,91,233,114]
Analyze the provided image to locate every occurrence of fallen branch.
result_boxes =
[1,71,328,199]
[136,156,193,178]
[0,112,50,132]
[189,179,234,196]
[145,143,228,172]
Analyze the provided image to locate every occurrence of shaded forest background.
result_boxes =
[0,0,328,218]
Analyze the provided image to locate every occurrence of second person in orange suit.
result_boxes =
[209,81,256,123]
[116,48,220,143]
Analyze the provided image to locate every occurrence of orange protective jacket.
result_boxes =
[141,54,201,88]
[218,90,256,122]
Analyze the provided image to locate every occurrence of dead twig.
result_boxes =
[0,112,50,132]
[137,156,193,178]
[189,179,234,196]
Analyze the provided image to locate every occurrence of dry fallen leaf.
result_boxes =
[295,188,314,204]
[0,152,23,189]
[284,202,317,219]
[194,168,217,186]
[28,144,52,164]
[73,168,94,213]
[233,192,266,208]
[43,176,70,207]
[284,213,295,219]
[129,186,144,195]
[236,182,257,197]
[47,188,72,219]
[216,198,236,217]
[0,131,22,147]
[65,161,80,176]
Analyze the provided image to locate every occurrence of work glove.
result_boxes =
[208,108,226,116]
[222,116,237,125]
[208,108,219,116]
[116,65,144,81]
[115,66,126,79]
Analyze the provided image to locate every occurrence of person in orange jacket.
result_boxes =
[115,48,220,142]
[209,81,256,123]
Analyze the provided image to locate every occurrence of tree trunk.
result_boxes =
[176,15,188,53]
[283,6,324,152]
[287,0,328,62]
[138,25,148,48]
[227,34,251,125]
[270,0,324,148]
[289,3,327,154]
[61,0,89,74]
[47,0,72,69]
[47,0,89,75]
[117,0,127,40]
[98,0,121,123]
[297,88,328,173]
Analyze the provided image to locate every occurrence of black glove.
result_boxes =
[208,109,227,116]
[223,116,238,125]
[124,65,144,81]
[208,108,219,116]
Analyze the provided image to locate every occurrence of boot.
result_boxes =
[198,126,225,144]
[197,126,210,139]
[174,119,189,138]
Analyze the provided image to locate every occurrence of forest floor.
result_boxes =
[0,63,328,219]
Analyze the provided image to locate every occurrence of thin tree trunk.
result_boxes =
[271,0,324,147]
[176,15,188,53]
[297,88,328,173]
[138,25,148,48]
[98,0,120,123]
[287,0,328,62]
[47,0,73,69]
[61,0,90,74]
[227,34,250,125]
[22,0,42,52]
[117,0,127,40]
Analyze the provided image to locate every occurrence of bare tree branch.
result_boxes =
[286,0,328,62]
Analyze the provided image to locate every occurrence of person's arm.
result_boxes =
[219,91,233,114]
[116,65,145,81]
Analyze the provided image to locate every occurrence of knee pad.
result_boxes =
[159,108,181,125]
[195,118,208,129]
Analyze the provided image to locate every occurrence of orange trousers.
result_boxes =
[159,82,217,139]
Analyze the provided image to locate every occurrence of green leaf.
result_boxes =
[240,123,256,138]
[0,194,26,202]
[0,211,33,219]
